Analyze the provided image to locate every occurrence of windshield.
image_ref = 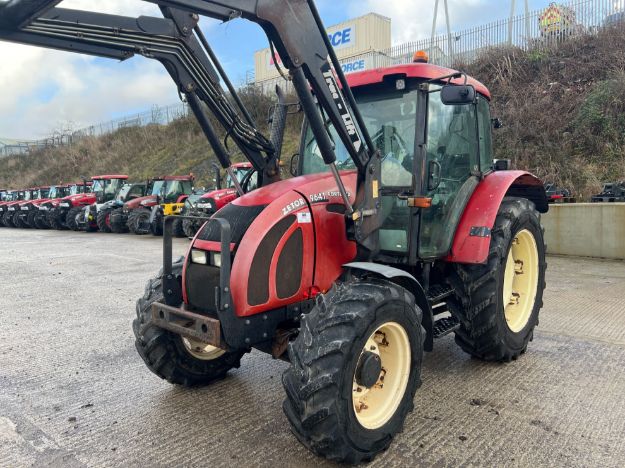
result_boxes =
[49,187,58,198]
[151,180,165,195]
[92,180,104,192]
[302,88,417,187]
[24,191,32,201]
[226,168,257,191]
[116,184,132,201]
[161,180,192,202]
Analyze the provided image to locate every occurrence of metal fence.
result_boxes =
[0,103,189,158]
[2,0,622,157]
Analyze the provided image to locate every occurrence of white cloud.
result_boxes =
[0,1,183,139]
[347,0,489,43]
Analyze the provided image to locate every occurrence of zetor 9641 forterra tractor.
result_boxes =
[0,1,549,462]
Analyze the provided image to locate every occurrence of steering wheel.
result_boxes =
[240,168,258,193]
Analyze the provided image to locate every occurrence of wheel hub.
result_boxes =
[355,351,382,388]
[502,229,539,333]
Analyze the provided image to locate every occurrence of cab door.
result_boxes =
[417,88,483,259]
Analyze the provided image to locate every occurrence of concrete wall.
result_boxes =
[542,203,625,260]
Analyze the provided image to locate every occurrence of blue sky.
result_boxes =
[0,0,593,139]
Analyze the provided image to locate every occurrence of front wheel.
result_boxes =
[283,277,424,464]
[448,197,547,362]
[66,207,82,231]
[132,260,247,386]
[96,207,113,233]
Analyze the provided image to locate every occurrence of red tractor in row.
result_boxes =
[0,0,548,463]
[180,162,255,237]
[47,180,93,230]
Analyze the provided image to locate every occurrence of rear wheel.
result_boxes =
[283,277,423,463]
[109,208,128,233]
[96,207,113,233]
[447,197,546,362]
[172,218,186,238]
[34,211,49,229]
[66,207,82,231]
[3,211,15,227]
[47,208,66,230]
[26,210,38,228]
[128,208,151,235]
[13,211,26,228]
[133,260,247,386]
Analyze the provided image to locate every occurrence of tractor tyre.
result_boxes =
[96,207,113,233]
[3,211,15,227]
[447,197,546,362]
[128,208,151,235]
[151,215,163,236]
[66,207,82,231]
[282,277,424,464]
[182,217,206,238]
[47,208,66,230]
[34,211,49,229]
[26,210,38,228]
[0,213,5,227]
[133,259,247,386]
[13,211,26,229]
[109,208,129,233]
[172,218,186,238]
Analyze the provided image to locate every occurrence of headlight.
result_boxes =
[211,252,222,268]
[191,249,208,265]
[60,203,69,208]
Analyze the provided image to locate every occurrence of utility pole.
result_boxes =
[430,0,453,66]
[508,0,531,46]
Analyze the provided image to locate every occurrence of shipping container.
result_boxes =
[254,12,391,83]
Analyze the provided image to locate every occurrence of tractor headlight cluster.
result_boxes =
[191,249,208,265]
[190,249,222,267]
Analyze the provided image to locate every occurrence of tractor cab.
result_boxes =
[69,181,92,196]
[299,61,499,261]
[92,175,129,204]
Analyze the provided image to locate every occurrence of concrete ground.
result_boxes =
[1,228,624,468]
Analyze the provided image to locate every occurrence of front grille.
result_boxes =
[185,262,220,313]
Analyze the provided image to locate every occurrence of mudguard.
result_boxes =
[343,262,434,351]
[447,171,548,265]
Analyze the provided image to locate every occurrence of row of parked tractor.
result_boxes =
[0,162,253,238]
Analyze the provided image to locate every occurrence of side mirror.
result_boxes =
[441,84,476,105]
[289,153,300,177]
[493,159,511,171]
[428,160,442,191]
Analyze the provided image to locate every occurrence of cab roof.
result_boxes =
[345,63,491,100]
[91,175,129,180]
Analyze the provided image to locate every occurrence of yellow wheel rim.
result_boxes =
[182,337,226,361]
[352,322,411,430]
[503,229,539,333]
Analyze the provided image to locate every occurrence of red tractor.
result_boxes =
[67,175,128,231]
[0,189,21,226]
[48,181,93,230]
[15,185,55,228]
[1,1,548,463]
[180,162,256,237]
[33,184,72,229]
[5,188,38,228]
[122,175,194,236]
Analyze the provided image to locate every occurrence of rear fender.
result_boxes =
[446,171,547,265]
[343,262,434,352]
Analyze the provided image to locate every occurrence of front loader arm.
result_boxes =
[0,2,273,186]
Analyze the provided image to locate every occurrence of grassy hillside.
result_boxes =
[2,26,625,198]
[0,86,303,189]
[461,25,625,198]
